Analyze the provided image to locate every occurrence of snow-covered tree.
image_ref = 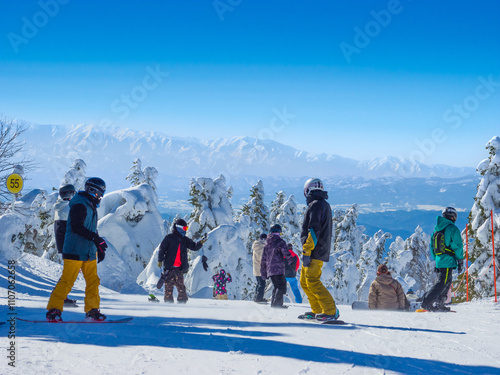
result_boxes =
[357,229,392,300]
[269,191,287,225]
[187,175,233,240]
[277,194,302,247]
[238,180,269,251]
[126,158,158,190]
[461,136,500,300]
[60,159,87,191]
[385,236,412,276]
[98,183,166,293]
[395,226,434,295]
[324,204,365,304]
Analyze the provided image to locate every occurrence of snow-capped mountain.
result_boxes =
[21,124,475,192]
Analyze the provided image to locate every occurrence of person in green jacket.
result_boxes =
[421,207,464,312]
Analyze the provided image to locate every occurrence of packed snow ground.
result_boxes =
[2,256,500,375]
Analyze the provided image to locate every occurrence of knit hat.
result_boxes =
[377,264,389,275]
[259,233,267,240]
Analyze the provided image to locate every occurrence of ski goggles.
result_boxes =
[176,224,188,232]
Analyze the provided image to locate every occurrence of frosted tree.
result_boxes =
[276,194,302,248]
[385,236,412,277]
[60,159,87,191]
[325,204,365,304]
[187,175,233,240]
[238,180,269,251]
[461,136,500,300]
[396,226,434,294]
[143,166,158,191]
[357,230,392,300]
[269,191,287,225]
[126,158,158,190]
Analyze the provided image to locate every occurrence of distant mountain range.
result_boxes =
[17,123,479,217]
[21,123,475,191]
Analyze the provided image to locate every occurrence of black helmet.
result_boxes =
[270,224,282,233]
[442,207,457,222]
[59,184,76,201]
[85,177,106,200]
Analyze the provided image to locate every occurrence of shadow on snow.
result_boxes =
[12,306,500,375]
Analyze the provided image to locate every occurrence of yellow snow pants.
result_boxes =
[47,259,100,313]
[300,259,337,315]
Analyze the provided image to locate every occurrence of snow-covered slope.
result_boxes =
[21,124,475,191]
[2,255,500,375]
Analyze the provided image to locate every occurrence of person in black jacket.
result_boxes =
[157,218,207,303]
[299,178,339,322]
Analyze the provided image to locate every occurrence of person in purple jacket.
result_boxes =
[260,224,294,308]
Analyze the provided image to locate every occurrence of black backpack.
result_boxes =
[432,229,455,257]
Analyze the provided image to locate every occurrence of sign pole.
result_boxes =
[466,224,469,302]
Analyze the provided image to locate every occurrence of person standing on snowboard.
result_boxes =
[157,218,208,303]
[300,178,339,322]
[260,224,294,308]
[421,207,464,312]
[46,178,108,322]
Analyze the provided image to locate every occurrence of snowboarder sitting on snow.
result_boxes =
[368,264,406,311]
[421,207,464,312]
[285,243,302,304]
[157,218,208,303]
[252,233,267,303]
[261,224,294,308]
[46,177,108,322]
[53,184,78,307]
[212,269,232,300]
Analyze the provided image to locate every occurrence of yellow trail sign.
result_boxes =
[6,173,23,194]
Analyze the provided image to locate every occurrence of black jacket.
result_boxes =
[158,230,203,273]
[300,190,332,262]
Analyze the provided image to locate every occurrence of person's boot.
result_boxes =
[46,308,62,322]
[316,308,340,322]
[85,308,106,321]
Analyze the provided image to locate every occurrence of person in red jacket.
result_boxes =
[285,243,302,303]
[157,219,207,303]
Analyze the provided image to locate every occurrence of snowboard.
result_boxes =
[156,270,169,289]
[351,301,369,310]
[148,293,160,302]
[297,313,346,325]
[415,309,456,313]
[17,317,133,324]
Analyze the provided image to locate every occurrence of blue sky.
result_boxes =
[1,0,499,167]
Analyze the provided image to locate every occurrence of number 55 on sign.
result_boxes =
[6,173,23,194]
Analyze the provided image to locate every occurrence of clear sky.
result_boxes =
[1,0,499,167]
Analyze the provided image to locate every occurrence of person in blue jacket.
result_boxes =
[422,207,464,312]
[46,178,108,321]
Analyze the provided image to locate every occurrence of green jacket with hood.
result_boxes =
[429,216,464,269]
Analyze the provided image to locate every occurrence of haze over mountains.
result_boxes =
[19,123,478,217]
[22,123,475,183]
